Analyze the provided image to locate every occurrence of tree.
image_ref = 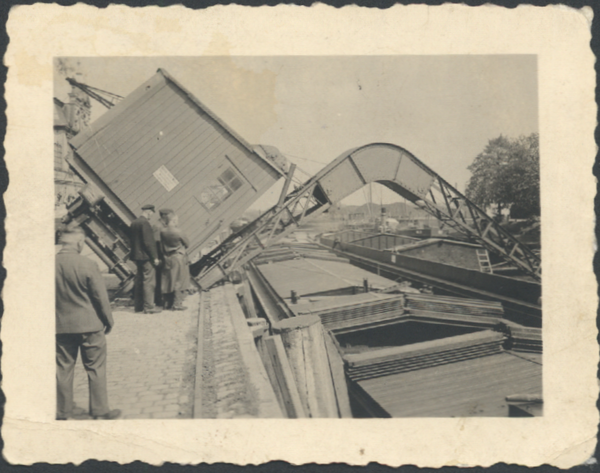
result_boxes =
[465,133,539,219]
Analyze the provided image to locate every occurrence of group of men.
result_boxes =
[130,204,190,313]
[55,203,190,420]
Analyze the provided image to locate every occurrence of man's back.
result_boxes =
[161,227,190,254]
[56,249,113,334]
[130,216,157,261]
[55,229,120,420]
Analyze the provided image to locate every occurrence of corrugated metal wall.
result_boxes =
[400,242,480,270]
[70,70,283,256]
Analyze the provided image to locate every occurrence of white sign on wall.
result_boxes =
[153,165,179,192]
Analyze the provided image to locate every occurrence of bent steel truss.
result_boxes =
[191,143,541,289]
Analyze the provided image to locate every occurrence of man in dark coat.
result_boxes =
[130,204,161,313]
[56,228,120,420]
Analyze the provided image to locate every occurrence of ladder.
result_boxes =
[476,249,493,274]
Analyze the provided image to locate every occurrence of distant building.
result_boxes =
[54,84,91,214]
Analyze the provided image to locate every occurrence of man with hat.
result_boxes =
[130,204,161,314]
[55,227,121,420]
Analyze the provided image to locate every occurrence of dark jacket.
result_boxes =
[56,246,114,334]
[130,216,158,262]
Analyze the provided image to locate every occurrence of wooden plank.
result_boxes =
[255,336,286,415]
[273,316,339,418]
[192,292,206,418]
[224,284,283,418]
[241,273,258,319]
[245,264,288,325]
[323,330,352,418]
[263,335,307,418]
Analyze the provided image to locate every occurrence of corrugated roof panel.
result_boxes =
[257,258,396,299]
[356,352,542,417]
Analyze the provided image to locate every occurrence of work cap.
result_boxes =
[59,227,85,245]
[159,208,174,217]
[142,204,155,212]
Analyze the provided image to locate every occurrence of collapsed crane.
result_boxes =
[65,77,123,109]
[60,70,540,303]
[60,69,287,298]
[190,143,541,289]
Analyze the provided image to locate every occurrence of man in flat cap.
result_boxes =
[130,204,161,314]
[55,227,121,420]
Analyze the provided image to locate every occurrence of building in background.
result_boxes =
[54,77,91,216]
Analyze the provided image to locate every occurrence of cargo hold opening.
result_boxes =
[335,320,483,355]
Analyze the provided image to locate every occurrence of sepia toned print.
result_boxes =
[3,4,596,467]
[53,56,541,420]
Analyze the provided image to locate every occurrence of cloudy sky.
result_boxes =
[55,56,538,208]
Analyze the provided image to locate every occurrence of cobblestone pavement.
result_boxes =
[200,286,259,418]
[71,293,199,419]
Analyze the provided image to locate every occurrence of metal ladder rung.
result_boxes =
[476,249,493,273]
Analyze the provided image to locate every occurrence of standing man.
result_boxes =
[152,209,172,307]
[56,227,121,420]
[160,212,190,311]
[130,204,162,314]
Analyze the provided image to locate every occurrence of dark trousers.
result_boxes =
[56,330,109,418]
[155,267,163,306]
[134,261,155,311]
[155,244,163,306]
[163,290,184,309]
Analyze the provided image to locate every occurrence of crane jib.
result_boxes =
[192,143,541,290]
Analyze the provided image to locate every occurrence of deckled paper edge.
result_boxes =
[2,3,598,468]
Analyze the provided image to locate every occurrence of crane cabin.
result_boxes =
[63,68,288,296]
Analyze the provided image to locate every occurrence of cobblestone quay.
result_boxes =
[71,293,199,419]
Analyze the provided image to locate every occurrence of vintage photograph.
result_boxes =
[53,55,542,420]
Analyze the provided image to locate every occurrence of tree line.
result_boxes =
[465,133,539,220]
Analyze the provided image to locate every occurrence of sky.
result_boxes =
[54,56,538,209]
